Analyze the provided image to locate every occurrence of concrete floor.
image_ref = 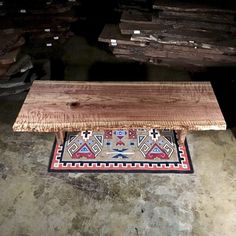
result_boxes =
[0,36,236,236]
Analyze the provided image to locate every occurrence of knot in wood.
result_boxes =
[67,101,80,109]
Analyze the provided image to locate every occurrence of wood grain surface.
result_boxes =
[13,81,226,132]
[153,0,236,13]
[113,45,236,64]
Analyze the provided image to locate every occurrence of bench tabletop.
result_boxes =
[13,81,226,132]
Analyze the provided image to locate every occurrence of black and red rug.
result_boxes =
[49,129,193,173]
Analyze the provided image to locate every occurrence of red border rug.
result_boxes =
[49,129,193,173]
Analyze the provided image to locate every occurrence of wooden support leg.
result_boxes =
[177,130,188,145]
[55,131,65,145]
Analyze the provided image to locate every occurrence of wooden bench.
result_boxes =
[13,81,226,145]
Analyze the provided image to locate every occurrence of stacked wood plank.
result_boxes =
[0,0,80,47]
[0,29,26,78]
[0,51,36,97]
[99,0,236,69]
[0,0,80,96]
[0,30,51,97]
[0,51,53,97]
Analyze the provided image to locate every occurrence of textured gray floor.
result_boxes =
[0,36,236,236]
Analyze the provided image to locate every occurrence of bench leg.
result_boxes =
[55,131,65,145]
[177,130,187,145]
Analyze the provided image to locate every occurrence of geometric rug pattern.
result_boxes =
[49,129,193,173]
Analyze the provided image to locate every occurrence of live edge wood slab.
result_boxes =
[13,81,226,145]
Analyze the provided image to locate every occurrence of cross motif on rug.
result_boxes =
[81,130,92,141]
[149,129,160,141]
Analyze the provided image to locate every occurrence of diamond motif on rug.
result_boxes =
[49,129,193,173]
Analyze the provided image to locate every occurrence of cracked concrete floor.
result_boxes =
[0,36,236,236]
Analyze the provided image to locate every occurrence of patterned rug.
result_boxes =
[49,129,193,173]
